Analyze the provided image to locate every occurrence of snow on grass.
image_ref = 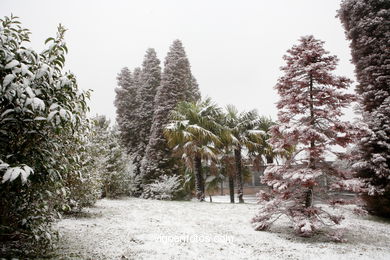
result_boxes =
[53,197,390,260]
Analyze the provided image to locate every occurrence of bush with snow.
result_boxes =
[142,175,182,200]
[0,15,96,256]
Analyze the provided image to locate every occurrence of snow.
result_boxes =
[4,60,19,69]
[53,197,390,259]
[3,74,15,87]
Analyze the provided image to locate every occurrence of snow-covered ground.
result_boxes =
[53,197,390,260]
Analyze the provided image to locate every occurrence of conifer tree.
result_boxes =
[129,67,143,174]
[114,67,143,175]
[252,36,357,239]
[339,0,390,217]
[114,67,134,150]
[140,40,200,188]
[136,49,161,171]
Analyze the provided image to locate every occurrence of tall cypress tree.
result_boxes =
[140,40,200,187]
[339,0,390,217]
[128,67,144,175]
[114,67,134,148]
[135,49,162,177]
[114,67,143,174]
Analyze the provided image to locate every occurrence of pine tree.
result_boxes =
[114,67,143,175]
[140,40,200,188]
[136,49,161,173]
[339,0,390,217]
[91,116,130,198]
[114,67,134,150]
[129,67,143,174]
[252,36,357,239]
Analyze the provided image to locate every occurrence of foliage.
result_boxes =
[221,105,266,203]
[59,118,101,211]
[339,0,390,217]
[252,36,359,239]
[90,116,131,199]
[142,174,182,200]
[164,98,221,201]
[0,15,96,256]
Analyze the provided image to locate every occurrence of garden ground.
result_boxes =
[52,197,390,259]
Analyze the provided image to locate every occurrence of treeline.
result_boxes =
[114,41,275,202]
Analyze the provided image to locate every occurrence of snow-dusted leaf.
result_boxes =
[2,167,22,183]
[34,116,47,121]
[59,109,67,119]
[0,163,10,170]
[9,167,23,182]
[5,60,19,69]
[2,168,12,183]
[0,109,14,119]
[47,111,57,121]
[34,97,45,110]
[25,98,33,107]
[21,165,33,184]
[3,74,15,87]
[21,63,33,76]
[49,103,59,111]
[25,86,35,98]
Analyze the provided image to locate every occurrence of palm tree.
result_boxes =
[216,126,239,203]
[164,98,221,201]
[224,105,265,203]
[256,116,295,166]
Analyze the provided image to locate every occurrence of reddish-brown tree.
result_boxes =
[252,36,359,239]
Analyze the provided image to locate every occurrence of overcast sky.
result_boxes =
[1,0,356,122]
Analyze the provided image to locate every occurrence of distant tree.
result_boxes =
[140,40,200,188]
[135,49,161,184]
[187,76,201,103]
[114,67,144,178]
[164,99,221,201]
[339,0,390,217]
[224,105,264,203]
[129,67,143,174]
[217,126,238,203]
[256,116,277,164]
[91,116,130,198]
[114,67,134,149]
[252,36,358,240]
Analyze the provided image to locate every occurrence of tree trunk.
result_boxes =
[266,155,273,164]
[235,147,244,203]
[220,167,225,196]
[229,174,235,203]
[305,75,315,208]
[194,154,205,201]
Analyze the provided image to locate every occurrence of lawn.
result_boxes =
[52,197,390,260]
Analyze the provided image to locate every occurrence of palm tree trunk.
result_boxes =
[234,147,244,203]
[194,154,205,201]
[229,174,235,203]
[220,167,225,196]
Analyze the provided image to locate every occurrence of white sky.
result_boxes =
[1,0,356,123]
